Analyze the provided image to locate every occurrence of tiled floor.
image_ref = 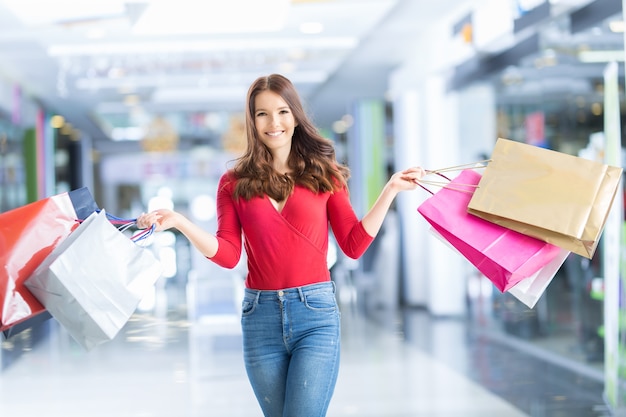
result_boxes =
[0,277,611,417]
[395,308,609,417]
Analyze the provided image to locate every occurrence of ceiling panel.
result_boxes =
[0,0,409,143]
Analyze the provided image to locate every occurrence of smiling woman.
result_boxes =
[135,73,425,416]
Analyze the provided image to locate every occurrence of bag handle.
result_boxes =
[425,159,491,175]
[416,172,466,195]
[417,164,484,195]
[101,211,155,244]
[77,210,155,243]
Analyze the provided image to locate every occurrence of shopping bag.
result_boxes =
[0,187,98,335]
[417,169,566,292]
[468,138,623,258]
[428,226,569,308]
[507,248,570,308]
[25,210,162,350]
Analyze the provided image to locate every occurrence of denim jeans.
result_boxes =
[241,281,340,417]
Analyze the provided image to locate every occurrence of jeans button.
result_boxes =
[278,290,284,296]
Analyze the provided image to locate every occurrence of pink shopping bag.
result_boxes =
[417,169,567,292]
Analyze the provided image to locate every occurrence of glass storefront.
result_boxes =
[467,10,625,378]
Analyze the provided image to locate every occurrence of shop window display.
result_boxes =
[479,12,626,373]
[0,117,26,212]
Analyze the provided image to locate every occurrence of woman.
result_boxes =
[137,74,424,417]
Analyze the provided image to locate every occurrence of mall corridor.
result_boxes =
[0,272,609,417]
[0,0,624,416]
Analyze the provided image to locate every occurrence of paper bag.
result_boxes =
[0,187,98,334]
[25,210,162,350]
[468,138,623,258]
[428,225,569,308]
[508,248,570,308]
[418,169,566,292]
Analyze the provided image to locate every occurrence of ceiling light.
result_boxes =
[86,28,107,40]
[300,22,324,34]
[48,37,358,56]
[151,86,250,103]
[591,102,602,116]
[278,62,297,73]
[132,0,290,35]
[111,127,144,141]
[124,95,141,106]
[117,84,137,95]
[77,70,329,92]
[0,0,126,25]
[332,120,348,134]
[578,50,624,63]
[50,115,65,129]
[609,20,625,33]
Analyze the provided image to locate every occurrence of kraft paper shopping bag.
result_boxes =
[25,210,162,350]
[0,187,98,335]
[418,169,566,292]
[468,138,622,258]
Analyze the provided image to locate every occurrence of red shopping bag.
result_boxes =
[0,188,98,335]
[417,169,566,292]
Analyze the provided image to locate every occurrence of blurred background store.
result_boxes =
[0,0,625,416]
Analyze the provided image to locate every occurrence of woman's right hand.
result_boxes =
[136,209,178,232]
[137,209,219,258]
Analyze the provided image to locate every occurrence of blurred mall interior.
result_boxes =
[1,0,625,416]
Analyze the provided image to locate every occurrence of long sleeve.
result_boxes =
[207,174,374,290]
[327,186,374,259]
[209,173,243,269]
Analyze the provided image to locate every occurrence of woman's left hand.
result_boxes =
[388,166,426,192]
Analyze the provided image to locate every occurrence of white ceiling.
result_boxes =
[1,0,619,149]
[0,0,468,145]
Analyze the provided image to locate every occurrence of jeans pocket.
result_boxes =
[303,291,337,312]
[241,295,257,316]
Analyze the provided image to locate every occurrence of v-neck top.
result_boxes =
[209,171,374,290]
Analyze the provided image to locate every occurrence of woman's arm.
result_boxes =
[136,173,242,268]
[328,166,424,258]
[360,166,425,237]
[137,209,219,258]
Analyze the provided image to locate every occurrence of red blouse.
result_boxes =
[209,171,374,290]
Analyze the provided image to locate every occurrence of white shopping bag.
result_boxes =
[25,210,162,350]
[507,248,570,308]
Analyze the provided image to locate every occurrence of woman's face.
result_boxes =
[253,90,297,156]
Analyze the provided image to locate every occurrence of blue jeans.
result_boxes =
[241,281,340,417]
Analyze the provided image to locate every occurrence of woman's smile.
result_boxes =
[254,90,297,155]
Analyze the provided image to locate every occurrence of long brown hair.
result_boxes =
[232,74,350,201]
